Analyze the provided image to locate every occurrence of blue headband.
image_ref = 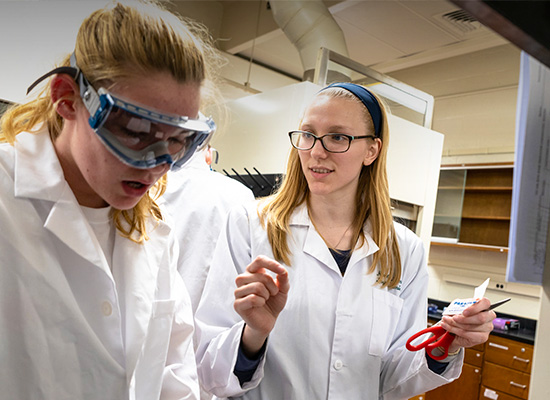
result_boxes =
[322,82,382,138]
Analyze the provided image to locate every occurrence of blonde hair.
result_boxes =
[259,86,402,288]
[0,0,222,243]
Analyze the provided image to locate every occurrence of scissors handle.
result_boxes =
[406,325,456,361]
[405,325,446,351]
[425,331,456,361]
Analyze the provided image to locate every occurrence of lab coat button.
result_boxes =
[334,359,343,370]
[101,301,113,316]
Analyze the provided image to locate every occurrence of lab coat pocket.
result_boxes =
[368,289,404,357]
[131,299,176,400]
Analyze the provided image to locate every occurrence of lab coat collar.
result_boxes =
[289,203,380,273]
[13,128,112,268]
[14,127,68,202]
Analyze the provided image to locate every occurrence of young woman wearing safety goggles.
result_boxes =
[0,1,221,398]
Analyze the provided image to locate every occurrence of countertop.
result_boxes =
[427,298,536,345]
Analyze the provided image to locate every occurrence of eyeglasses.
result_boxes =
[288,130,375,153]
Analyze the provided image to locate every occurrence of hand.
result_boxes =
[439,297,496,354]
[234,255,289,357]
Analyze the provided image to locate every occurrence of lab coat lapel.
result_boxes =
[44,189,107,267]
[14,128,107,272]
[291,205,341,274]
[347,220,380,271]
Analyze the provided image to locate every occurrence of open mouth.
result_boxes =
[125,181,146,189]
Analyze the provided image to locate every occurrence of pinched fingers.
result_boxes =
[235,255,288,295]
[247,254,286,275]
[440,306,496,348]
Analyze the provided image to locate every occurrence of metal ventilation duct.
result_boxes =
[269,0,350,82]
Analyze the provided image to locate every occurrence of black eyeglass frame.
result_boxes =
[288,130,376,153]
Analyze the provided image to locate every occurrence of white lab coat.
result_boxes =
[0,128,199,400]
[163,151,255,313]
[195,202,463,400]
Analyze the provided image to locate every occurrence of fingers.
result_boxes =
[462,297,491,317]
[276,266,289,295]
[233,255,290,338]
[247,255,286,275]
[441,310,495,333]
[439,297,497,349]
[236,256,286,296]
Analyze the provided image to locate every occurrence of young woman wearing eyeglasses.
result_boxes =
[194,83,496,399]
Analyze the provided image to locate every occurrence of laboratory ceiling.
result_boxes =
[169,0,509,80]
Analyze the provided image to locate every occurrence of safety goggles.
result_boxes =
[81,85,215,170]
[27,53,216,170]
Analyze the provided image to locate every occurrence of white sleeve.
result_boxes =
[194,204,267,398]
[380,228,463,399]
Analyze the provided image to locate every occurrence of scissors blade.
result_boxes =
[486,297,511,311]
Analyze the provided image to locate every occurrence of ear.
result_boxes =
[363,138,382,166]
[50,74,79,120]
[204,146,212,166]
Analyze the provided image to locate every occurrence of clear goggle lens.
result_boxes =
[86,88,215,170]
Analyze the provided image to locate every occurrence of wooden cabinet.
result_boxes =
[421,333,534,400]
[432,164,513,250]
[425,342,485,400]
[480,335,533,400]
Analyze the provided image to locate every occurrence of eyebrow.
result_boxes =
[300,124,351,132]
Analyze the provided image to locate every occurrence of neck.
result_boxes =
[307,193,355,227]
[307,195,356,250]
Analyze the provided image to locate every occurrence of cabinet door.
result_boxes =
[426,363,481,400]
[482,361,530,399]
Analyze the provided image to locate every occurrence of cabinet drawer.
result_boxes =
[479,385,521,400]
[482,361,530,399]
[465,347,484,367]
[485,335,533,373]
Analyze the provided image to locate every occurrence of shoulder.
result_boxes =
[393,221,424,252]
[392,221,427,289]
[165,169,254,207]
[227,199,262,223]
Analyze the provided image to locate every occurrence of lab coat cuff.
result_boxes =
[431,348,464,381]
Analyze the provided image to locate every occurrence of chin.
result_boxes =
[307,186,332,196]
[109,198,142,211]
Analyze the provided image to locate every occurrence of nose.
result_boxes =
[310,137,328,158]
[149,162,170,176]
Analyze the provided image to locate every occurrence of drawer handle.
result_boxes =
[510,381,527,389]
[488,342,509,351]
[513,356,530,363]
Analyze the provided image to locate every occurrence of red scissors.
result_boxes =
[406,297,511,361]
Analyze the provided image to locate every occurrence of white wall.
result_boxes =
[0,1,112,104]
